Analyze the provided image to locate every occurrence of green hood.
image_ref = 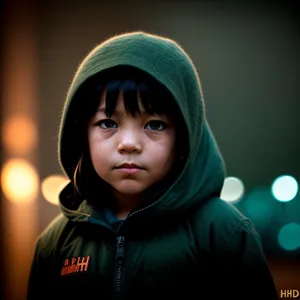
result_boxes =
[58,31,226,222]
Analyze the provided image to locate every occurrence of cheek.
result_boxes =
[152,135,176,163]
[163,131,176,154]
[88,135,111,169]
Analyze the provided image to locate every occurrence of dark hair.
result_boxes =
[72,66,188,207]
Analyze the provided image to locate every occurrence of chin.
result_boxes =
[115,188,146,195]
[112,182,148,195]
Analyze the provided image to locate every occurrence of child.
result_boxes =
[27,31,278,300]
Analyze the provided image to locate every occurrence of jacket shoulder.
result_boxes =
[191,197,256,252]
[35,213,74,258]
[191,198,278,299]
[194,197,249,227]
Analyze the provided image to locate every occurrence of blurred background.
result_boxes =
[1,0,299,299]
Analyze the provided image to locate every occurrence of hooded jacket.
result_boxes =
[27,31,278,300]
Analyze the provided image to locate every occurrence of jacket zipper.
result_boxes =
[114,235,125,299]
[113,198,159,298]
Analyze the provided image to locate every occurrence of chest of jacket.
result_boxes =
[49,221,214,300]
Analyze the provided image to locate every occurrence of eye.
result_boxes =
[96,119,117,129]
[145,121,166,131]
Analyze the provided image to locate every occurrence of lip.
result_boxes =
[116,168,142,175]
[114,163,144,175]
[116,163,143,169]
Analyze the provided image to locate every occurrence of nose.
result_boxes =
[117,129,142,154]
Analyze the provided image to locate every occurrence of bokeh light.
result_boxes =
[243,187,276,231]
[272,175,298,202]
[1,159,39,203]
[2,114,38,154]
[41,174,70,205]
[220,176,245,203]
[278,223,300,251]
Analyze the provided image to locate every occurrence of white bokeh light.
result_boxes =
[271,175,298,202]
[220,177,245,203]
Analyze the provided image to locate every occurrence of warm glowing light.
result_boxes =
[41,175,70,205]
[1,159,39,203]
[2,114,38,154]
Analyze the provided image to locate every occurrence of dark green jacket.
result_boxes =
[27,32,278,300]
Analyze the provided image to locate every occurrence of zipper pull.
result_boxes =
[116,236,125,263]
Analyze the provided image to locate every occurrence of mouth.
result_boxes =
[114,163,144,175]
[115,163,143,169]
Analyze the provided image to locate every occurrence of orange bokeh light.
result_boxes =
[2,114,38,154]
[1,159,39,203]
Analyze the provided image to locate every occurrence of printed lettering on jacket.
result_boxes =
[61,256,91,276]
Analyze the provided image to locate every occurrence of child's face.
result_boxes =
[87,89,176,199]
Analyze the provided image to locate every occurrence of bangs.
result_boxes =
[93,66,174,118]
